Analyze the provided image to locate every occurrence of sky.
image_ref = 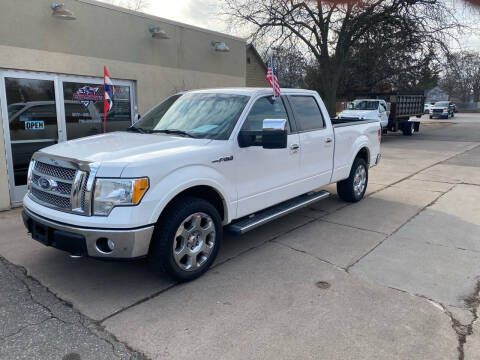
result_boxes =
[105,0,480,51]
[141,0,229,34]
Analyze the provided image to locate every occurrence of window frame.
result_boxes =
[240,95,296,134]
[286,95,326,133]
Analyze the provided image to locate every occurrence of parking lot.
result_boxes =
[1,113,480,360]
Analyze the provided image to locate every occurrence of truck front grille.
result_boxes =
[31,187,71,209]
[29,159,91,215]
[34,161,77,181]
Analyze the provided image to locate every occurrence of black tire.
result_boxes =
[337,158,368,203]
[429,115,433,119]
[401,122,414,136]
[148,196,223,282]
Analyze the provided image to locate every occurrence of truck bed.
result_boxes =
[331,118,379,127]
[330,118,381,183]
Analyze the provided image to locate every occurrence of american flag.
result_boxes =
[266,56,281,98]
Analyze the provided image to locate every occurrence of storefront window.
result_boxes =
[62,82,132,140]
[5,78,59,185]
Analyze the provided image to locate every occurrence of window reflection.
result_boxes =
[63,82,132,140]
[5,78,58,186]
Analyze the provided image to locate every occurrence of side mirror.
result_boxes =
[262,119,287,149]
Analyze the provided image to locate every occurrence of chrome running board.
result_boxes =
[226,190,330,234]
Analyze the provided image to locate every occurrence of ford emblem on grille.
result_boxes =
[38,177,58,191]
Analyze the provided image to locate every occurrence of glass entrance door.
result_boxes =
[1,73,63,203]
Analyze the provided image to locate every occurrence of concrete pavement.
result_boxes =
[1,113,480,359]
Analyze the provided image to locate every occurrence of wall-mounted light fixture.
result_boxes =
[51,3,76,20]
[149,26,169,39]
[211,41,230,52]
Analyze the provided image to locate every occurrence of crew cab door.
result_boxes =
[235,95,301,218]
[287,95,334,190]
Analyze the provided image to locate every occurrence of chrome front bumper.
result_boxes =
[22,207,154,259]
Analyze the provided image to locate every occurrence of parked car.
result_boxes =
[337,99,389,129]
[22,88,381,281]
[429,101,455,119]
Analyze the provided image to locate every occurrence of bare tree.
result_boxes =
[441,51,480,102]
[102,0,150,12]
[264,45,307,88]
[224,0,461,115]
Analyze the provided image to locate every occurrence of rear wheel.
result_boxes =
[401,122,414,136]
[337,158,368,203]
[148,196,222,281]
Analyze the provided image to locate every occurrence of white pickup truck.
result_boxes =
[22,88,381,281]
[337,99,389,129]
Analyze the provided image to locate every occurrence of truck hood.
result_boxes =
[338,109,378,119]
[39,132,211,164]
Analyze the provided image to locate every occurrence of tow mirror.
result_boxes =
[262,119,287,149]
[238,118,288,149]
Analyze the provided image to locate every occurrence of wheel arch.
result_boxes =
[162,185,226,223]
[150,181,230,226]
[355,146,370,167]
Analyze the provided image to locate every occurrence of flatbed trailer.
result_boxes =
[353,91,425,136]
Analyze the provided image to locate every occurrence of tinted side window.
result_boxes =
[242,96,290,132]
[289,96,325,131]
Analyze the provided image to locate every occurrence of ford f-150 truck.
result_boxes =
[22,88,381,281]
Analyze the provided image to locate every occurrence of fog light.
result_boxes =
[96,237,115,254]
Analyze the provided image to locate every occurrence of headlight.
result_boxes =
[443,108,448,112]
[93,177,149,216]
[27,160,35,191]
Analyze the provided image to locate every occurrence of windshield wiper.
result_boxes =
[127,125,146,134]
[150,129,197,138]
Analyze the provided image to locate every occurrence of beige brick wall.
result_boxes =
[246,48,268,88]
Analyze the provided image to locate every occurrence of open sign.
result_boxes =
[25,120,45,130]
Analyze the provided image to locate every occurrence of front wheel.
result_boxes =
[148,196,222,281]
[337,158,368,203]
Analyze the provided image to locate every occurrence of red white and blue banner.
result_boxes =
[266,56,281,98]
[103,66,114,133]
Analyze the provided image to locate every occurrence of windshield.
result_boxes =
[133,93,250,139]
[435,101,449,107]
[348,100,379,110]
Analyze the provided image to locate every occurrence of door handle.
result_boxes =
[325,138,333,143]
[290,144,300,150]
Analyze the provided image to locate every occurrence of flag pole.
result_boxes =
[103,66,107,134]
[271,55,275,100]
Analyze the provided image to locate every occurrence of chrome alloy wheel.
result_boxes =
[172,212,216,271]
[353,164,367,198]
